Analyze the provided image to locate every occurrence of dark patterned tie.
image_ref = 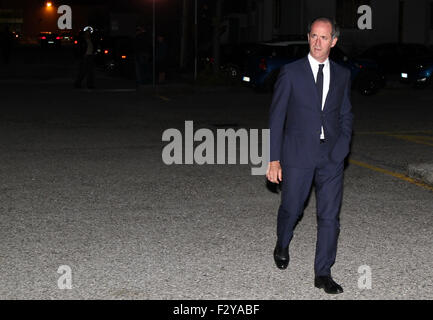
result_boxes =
[316,64,324,107]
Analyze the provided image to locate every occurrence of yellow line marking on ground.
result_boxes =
[349,159,433,192]
[354,131,433,147]
[387,135,433,147]
[156,95,171,101]
[355,130,433,135]
[410,135,433,141]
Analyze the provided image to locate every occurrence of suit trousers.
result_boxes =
[276,143,344,277]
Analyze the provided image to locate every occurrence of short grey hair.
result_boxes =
[307,17,340,39]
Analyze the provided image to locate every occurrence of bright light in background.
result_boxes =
[46,2,52,7]
[83,26,94,34]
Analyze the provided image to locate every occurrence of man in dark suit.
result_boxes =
[266,17,353,294]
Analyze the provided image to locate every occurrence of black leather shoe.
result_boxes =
[314,276,344,294]
[273,244,289,270]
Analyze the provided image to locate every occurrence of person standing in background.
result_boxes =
[134,26,152,88]
[74,28,96,89]
[156,35,168,84]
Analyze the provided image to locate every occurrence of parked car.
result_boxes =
[242,41,309,92]
[74,29,138,79]
[329,45,386,95]
[198,42,260,79]
[58,31,75,46]
[242,40,385,95]
[219,43,262,79]
[39,32,61,48]
[358,43,433,86]
[94,35,135,78]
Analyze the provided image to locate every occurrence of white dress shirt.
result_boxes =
[307,53,330,139]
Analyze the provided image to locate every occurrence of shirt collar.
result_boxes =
[308,53,329,69]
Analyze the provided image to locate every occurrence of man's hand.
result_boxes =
[266,161,282,184]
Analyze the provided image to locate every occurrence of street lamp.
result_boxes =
[194,0,197,81]
[46,2,52,7]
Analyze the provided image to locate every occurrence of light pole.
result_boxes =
[153,0,156,87]
[194,0,197,81]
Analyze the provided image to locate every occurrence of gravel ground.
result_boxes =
[0,79,432,300]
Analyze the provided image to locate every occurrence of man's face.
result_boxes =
[308,20,338,62]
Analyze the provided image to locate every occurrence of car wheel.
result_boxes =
[358,81,376,95]
[356,70,380,96]
[222,64,240,79]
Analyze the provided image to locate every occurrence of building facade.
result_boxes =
[221,0,433,54]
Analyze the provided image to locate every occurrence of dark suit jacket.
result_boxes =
[269,56,354,168]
